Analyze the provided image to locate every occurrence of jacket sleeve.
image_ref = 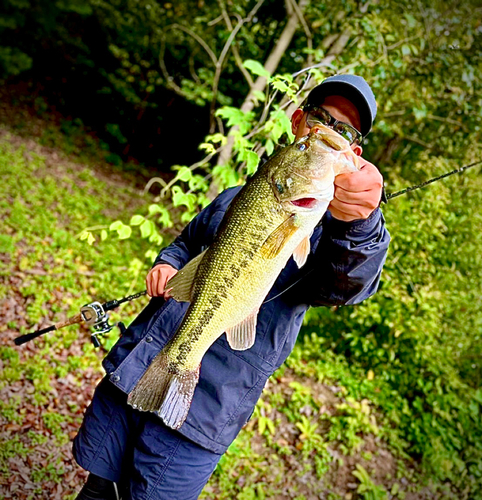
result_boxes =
[152,187,241,270]
[298,207,390,306]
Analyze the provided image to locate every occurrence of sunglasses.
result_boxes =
[302,105,363,145]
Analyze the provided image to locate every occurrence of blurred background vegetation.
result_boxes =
[0,0,481,499]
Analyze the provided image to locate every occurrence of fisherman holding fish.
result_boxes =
[74,74,390,500]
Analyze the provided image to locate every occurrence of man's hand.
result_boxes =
[146,263,178,298]
[329,158,383,222]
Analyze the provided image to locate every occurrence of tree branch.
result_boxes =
[219,2,254,88]
[209,0,266,132]
[216,0,309,168]
[286,0,312,66]
[158,23,218,99]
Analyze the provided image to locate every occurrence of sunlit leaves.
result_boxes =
[130,214,145,226]
[243,59,270,78]
[216,107,256,135]
[109,220,132,239]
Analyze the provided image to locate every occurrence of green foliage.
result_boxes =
[352,464,388,500]
[2,0,482,498]
[302,156,482,496]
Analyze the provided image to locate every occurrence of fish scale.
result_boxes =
[128,124,360,429]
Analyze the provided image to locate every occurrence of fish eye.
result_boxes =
[297,142,307,151]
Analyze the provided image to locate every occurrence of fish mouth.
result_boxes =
[290,197,321,209]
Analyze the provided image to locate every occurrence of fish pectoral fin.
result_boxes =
[225,308,259,351]
[166,250,206,302]
[260,216,299,260]
[128,350,200,430]
[293,235,311,268]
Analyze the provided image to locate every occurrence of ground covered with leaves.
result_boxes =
[1,108,481,499]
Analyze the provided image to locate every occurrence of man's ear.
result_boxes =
[291,109,304,135]
[352,144,363,157]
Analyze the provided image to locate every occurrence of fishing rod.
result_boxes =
[265,158,482,304]
[385,159,482,201]
[12,159,482,347]
[14,290,147,348]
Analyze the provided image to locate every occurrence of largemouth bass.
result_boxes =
[128,124,360,429]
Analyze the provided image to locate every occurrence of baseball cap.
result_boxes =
[306,74,377,136]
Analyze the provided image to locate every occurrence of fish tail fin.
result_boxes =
[127,350,200,430]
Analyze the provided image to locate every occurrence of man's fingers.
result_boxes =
[146,268,154,297]
[335,163,383,193]
[146,264,178,298]
[328,204,355,222]
[156,270,167,297]
[329,198,372,221]
[333,186,374,206]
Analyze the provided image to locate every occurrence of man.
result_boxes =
[74,74,390,500]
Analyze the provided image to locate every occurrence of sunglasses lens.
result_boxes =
[306,107,331,128]
[334,123,359,144]
[303,105,361,145]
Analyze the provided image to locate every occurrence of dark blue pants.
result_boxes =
[73,378,222,500]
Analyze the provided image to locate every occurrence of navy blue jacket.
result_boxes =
[103,186,390,454]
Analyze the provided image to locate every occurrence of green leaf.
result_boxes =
[401,44,411,56]
[145,249,158,262]
[258,417,266,435]
[87,233,95,245]
[204,133,227,146]
[199,142,216,154]
[265,139,274,156]
[117,224,132,239]
[172,185,196,212]
[139,219,154,238]
[266,418,276,435]
[271,80,288,93]
[101,229,108,241]
[148,204,162,216]
[246,151,260,174]
[130,214,144,226]
[253,90,266,102]
[109,220,123,231]
[175,166,193,182]
[216,107,256,135]
[157,207,173,228]
[149,231,163,245]
[243,59,270,78]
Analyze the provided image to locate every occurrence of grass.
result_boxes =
[1,116,481,499]
[0,128,157,499]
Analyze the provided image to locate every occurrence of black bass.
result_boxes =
[128,124,360,429]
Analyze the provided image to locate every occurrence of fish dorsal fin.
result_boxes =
[293,235,311,268]
[260,215,299,260]
[225,308,259,351]
[166,250,206,302]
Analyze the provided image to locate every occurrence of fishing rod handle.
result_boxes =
[14,325,57,346]
[56,313,83,329]
[14,313,83,346]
